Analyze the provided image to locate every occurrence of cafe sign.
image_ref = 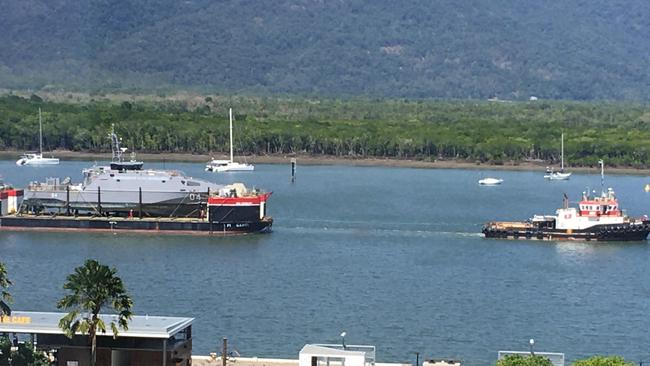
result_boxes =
[0,316,32,324]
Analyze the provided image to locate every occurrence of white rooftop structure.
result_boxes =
[0,311,193,339]
[299,344,376,366]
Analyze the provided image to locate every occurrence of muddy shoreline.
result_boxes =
[2,150,648,175]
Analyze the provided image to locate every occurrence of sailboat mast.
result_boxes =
[560,133,564,172]
[229,108,234,164]
[38,107,43,155]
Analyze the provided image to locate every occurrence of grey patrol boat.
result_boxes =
[22,127,223,217]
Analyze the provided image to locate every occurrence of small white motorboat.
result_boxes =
[479,178,503,186]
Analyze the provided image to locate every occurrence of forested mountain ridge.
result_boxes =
[2,0,650,100]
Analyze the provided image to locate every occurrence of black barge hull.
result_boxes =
[0,215,273,235]
[483,222,650,241]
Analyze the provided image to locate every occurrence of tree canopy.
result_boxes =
[3,95,650,167]
[572,356,635,366]
[0,262,11,316]
[57,259,133,366]
[497,355,554,366]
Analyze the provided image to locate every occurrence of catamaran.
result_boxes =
[16,108,60,166]
[544,133,571,180]
[205,108,254,172]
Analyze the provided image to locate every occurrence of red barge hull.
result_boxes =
[0,215,272,235]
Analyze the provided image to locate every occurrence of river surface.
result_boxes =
[1,160,650,365]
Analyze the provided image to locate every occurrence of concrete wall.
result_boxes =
[192,356,411,366]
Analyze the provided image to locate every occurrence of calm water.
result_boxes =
[1,160,650,366]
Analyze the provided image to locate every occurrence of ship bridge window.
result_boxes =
[186,181,200,186]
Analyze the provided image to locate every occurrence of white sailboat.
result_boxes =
[544,133,571,180]
[205,108,254,172]
[16,108,60,166]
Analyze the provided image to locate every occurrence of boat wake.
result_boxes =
[276,219,481,239]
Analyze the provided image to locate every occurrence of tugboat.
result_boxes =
[483,161,650,241]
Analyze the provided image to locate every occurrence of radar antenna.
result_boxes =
[110,124,123,163]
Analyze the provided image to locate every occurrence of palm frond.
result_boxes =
[58,259,134,349]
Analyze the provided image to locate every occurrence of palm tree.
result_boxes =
[57,259,133,366]
[0,262,12,316]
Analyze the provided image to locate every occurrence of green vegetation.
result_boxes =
[58,259,133,366]
[3,95,650,167]
[0,262,11,316]
[2,0,650,100]
[0,338,50,366]
[0,265,49,366]
[572,356,636,366]
[497,355,636,366]
[497,355,554,366]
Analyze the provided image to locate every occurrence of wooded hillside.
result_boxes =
[2,0,650,100]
